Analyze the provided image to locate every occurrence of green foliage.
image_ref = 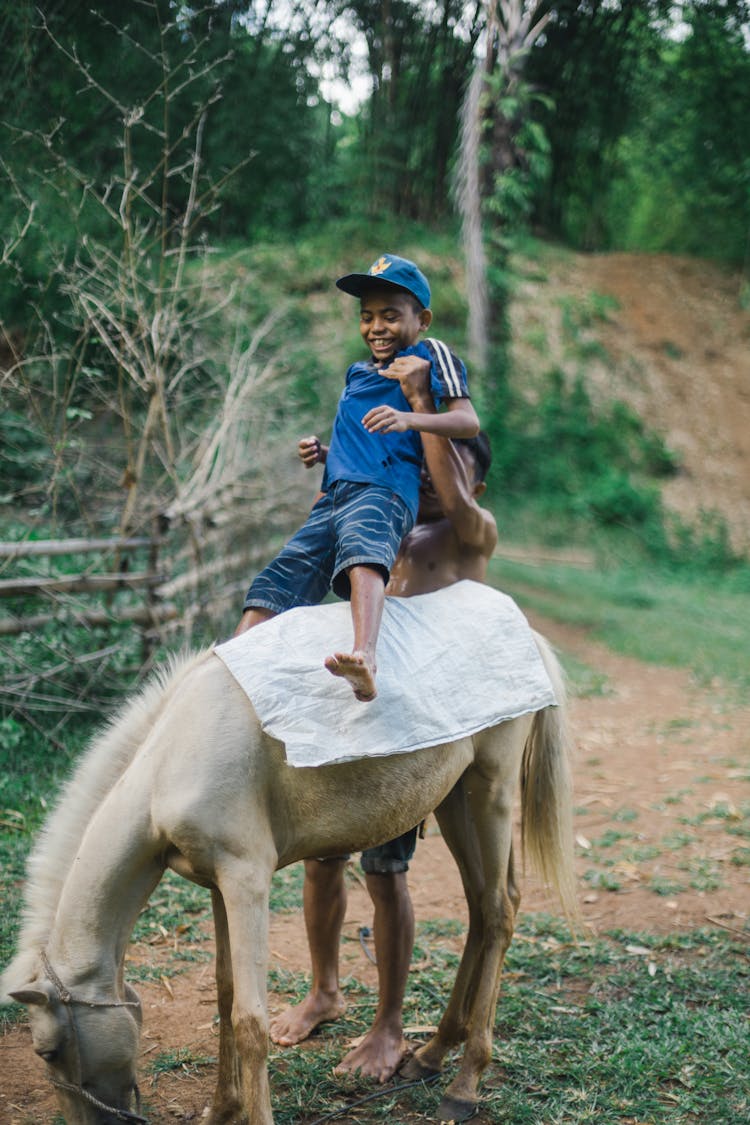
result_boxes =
[0,2,331,259]
[0,714,96,976]
[132,870,210,945]
[482,82,553,231]
[489,921,748,1125]
[530,1,750,263]
[490,367,676,536]
[269,863,305,913]
[529,0,667,249]
[478,257,742,574]
[1,605,150,720]
[199,29,333,238]
[606,6,750,262]
[1,0,747,276]
[349,0,480,220]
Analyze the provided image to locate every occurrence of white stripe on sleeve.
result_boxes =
[425,337,464,397]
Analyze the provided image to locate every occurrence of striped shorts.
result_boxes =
[243,480,414,611]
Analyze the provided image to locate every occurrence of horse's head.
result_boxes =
[9,957,145,1124]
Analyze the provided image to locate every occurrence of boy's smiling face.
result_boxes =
[359,285,432,366]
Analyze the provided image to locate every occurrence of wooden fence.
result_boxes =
[0,535,173,638]
[0,491,311,718]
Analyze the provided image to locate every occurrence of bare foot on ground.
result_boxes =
[333,1025,408,1083]
[324,651,377,701]
[270,990,347,1046]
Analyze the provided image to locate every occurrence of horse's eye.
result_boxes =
[36,1047,59,1063]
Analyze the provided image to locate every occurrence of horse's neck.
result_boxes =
[47,787,161,991]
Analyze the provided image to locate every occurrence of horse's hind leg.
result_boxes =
[403,738,523,1121]
[205,887,247,1124]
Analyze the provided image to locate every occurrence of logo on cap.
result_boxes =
[369,256,392,277]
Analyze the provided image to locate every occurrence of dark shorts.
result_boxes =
[244,481,414,611]
[315,826,419,874]
[360,826,419,875]
[316,827,419,874]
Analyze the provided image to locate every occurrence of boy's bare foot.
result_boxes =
[333,1025,408,1083]
[324,651,377,701]
[270,991,347,1046]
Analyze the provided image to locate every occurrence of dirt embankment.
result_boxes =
[511,251,750,552]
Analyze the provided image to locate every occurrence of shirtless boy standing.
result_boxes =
[269,364,497,1082]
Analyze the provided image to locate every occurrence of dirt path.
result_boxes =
[2,611,748,1124]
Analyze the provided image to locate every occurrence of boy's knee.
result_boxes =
[305,856,348,888]
[365,870,408,906]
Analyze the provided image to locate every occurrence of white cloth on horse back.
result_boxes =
[214,580,557,768]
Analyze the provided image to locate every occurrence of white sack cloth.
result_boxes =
[214,580,557,767]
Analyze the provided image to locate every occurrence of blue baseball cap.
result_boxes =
[336,253,431,309]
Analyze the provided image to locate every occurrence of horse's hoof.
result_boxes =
[398,1053,442,1082]
[437,1094,478,1123]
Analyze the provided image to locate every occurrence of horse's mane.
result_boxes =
[1,648,212,1000]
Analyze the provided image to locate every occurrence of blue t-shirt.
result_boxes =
[321,339,470,519]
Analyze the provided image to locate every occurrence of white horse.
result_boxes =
[2,631,576,1125]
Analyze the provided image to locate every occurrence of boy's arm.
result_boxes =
[297,435,328,506]
[399,368,496,551]
[362,356,480,439]
[422,428,497,550]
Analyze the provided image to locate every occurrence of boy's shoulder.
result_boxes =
[407,337,465,369]
[408,336,461,356]
[405,338,468,397]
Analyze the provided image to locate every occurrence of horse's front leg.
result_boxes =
[214,858,275,1125]
[204,886,245,1124]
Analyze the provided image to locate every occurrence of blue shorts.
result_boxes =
[318,826,419,875]
[244,481,414,611]
[360,826,419,875]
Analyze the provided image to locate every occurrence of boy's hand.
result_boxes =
[362,405,410,434]
[298,435,327,467]
[381,355,432,409]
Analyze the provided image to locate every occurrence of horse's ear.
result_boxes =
[8,985,51,1007]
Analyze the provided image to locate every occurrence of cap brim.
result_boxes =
[336,272,409,298]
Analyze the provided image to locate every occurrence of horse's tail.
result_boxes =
[520,632,579,924]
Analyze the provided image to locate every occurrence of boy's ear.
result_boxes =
[472,480,487,499]
[419,308,433,331]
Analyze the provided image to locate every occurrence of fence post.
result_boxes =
[141,513,170,666]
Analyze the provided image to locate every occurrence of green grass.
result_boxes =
[271,862,306,913]
[145,1046,216,1084]
[486,555,750,700]
[132,870,212,945]
[261,916,749,1124]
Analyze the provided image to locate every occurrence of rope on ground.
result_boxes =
[358,924,377,964]
[304,1072,442,1125]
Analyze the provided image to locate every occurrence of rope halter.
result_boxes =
[40,949,148,1124]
